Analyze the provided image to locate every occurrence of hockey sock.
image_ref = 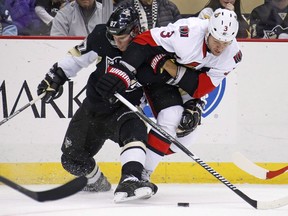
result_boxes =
[120,141,146,179]
[86,163,101,184]
[121,161,144,180]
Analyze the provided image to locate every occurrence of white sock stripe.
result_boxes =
[86,163,101,184]
[121,141,146,154]
[120,147,146,166]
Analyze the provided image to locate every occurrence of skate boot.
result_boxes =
[114,175,158,203]
[82,172,111,192]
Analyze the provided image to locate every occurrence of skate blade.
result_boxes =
[114,187,153,203]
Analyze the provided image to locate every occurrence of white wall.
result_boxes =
[1,39,288,163]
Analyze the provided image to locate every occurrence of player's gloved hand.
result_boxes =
[95,64,135,101]
[37,63,69,103]
[150,54,175,74]
[176,99,205,138]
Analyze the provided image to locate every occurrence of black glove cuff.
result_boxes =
[46,63,69,85]
[184,99,205,112]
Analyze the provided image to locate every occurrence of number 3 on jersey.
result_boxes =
[160,31,175,38]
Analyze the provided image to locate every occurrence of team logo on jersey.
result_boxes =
[233,50,242,63]
[179,26,189,37]
[64,137,72,148]
[106,56,122,71]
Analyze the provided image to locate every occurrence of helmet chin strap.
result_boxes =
[130,31,137,38]
[127,32,136,46]
[129,25,140,38]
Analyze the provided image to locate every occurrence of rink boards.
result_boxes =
[1,38,288,184]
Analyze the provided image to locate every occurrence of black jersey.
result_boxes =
[61,24,178,115]
[71,24,143,114]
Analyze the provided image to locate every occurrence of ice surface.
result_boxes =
[0,183,287,216]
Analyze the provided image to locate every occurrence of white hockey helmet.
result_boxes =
[208,8,239,42]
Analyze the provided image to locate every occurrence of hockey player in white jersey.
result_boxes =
[96,8,242,182]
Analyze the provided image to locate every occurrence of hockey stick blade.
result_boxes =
[233,152,288,180]
[115,93,288,209]
[0,175,87,202]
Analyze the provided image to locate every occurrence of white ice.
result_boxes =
[0,183,287,216]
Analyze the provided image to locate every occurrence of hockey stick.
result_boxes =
[115,92,288,210]
[233,152,288,180]
[0,175,87,202]
[0,93,45,126]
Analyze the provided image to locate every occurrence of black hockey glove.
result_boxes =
[37,63,69,103]
[176,99,205,138]
[150,54,175,74]
[95,63,135,101]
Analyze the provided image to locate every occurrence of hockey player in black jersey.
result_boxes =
[37,7,162,203]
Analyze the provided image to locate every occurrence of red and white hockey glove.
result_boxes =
[95,63,134,101]
[150,54,175,74]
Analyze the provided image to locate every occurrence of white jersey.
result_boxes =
[150,17,242,92]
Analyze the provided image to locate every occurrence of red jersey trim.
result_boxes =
[148,132,170,154]
[193,73,216,98]
[133,31,158,46]
[202,40,207,57]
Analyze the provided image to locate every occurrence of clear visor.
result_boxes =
[106,32,132,49]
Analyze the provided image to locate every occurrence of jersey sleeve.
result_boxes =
[193,42,242,98]
[150,18,194,53]
[58,26,104,77]
[150,18,209,64]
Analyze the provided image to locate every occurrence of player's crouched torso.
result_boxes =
[150,17,242,88]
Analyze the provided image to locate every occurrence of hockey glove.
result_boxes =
[150,54,175,74]
[176,99,205,138]
[95,64,135,101]
[37,63,69,103]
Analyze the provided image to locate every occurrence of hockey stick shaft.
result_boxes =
[0,175,87,202]
[0,93,45,126]
[233,152,288,180]
[115,93,288,209]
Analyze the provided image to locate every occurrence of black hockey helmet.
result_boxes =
[106,6,140,37]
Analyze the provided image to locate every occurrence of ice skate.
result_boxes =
[114,175,158,203]
[141,168,152,182]
[82,172,111,192]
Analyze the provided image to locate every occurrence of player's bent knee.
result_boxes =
[120,118,147,146]
[61,154,96,176]
[157,105,183,135]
